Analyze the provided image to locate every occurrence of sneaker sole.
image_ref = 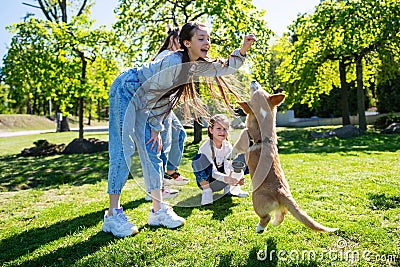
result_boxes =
[102,224,139,237]
[163,179,190,186]
[148,220,185,229]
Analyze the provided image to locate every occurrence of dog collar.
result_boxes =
[247,129,275,146]
[256,136,274,144]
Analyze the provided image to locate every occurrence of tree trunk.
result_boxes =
[55,103,70,132]
[339,60,351,125]
[88,98,92,126]
[26,98,33,115]
[78,53,87,140]
[79,97,84,139]
[97,99,101,122]
[193,119,202,144]
[193,82,202,144]
[32,90,38,115]
[60,116,70,131]
[356,58,366,132]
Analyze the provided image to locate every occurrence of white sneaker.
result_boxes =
[148,202,185,228]
[224,185,249,198]
[201,188,213,205]
[102,208,138,237]
[145,187,179,201]
[163,172,190,186]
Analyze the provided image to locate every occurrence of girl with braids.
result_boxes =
[192,114,249,206]
[102,21,256,237]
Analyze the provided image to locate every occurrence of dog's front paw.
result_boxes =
[256,223,265,234]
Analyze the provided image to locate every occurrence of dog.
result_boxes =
[233,81,338,233]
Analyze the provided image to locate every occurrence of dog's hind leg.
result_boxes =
[271,207,288,227]
[253,192,277,233]
[256,214,271,233]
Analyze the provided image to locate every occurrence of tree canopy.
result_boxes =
[276,0,400,127]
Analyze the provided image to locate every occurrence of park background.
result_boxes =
[0,0,399,266]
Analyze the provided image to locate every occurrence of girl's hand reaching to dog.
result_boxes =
[224,171,245,186]
[239,33,256,56]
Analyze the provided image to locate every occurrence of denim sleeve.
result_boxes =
[190,49,246,77]
[140,54,182,132]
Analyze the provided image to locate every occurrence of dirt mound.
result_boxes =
[63,138,108,154]
[20,138,108,156]
[20,140,65,156]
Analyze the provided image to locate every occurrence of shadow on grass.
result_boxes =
[242,237,322,267]
[2,128,398,193]
[368,193,400,210]
[0,198,146,266]
[174,193,237,221]
[0,151,109,192]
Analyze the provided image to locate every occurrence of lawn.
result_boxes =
[0,127,399,266]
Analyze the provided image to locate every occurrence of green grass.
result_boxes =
[0,127,399,266]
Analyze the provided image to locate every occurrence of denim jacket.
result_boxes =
[134,49,246,132]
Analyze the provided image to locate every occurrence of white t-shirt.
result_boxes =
[198,139,233,181]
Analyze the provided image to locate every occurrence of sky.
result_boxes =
[0,0,320,62]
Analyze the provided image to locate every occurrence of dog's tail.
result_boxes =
[281,194,338,232]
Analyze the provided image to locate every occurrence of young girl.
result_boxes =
[143,26,188,202]
[192,114,249,206]
[154,26,190,187]
[102,21,256,237]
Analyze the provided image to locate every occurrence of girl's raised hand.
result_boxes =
[239,33,257,56]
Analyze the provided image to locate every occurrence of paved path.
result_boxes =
[0,126,108,138]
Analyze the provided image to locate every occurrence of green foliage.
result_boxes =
[376,73,400,113]
[373,114,400,129]
[293,82,373,118]
[276,0,400,118]
[2,7,119,136]
[113,0,272,83]
[0,82,13,114]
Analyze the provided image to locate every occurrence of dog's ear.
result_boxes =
[237,101,252,114]
[270,93,286,107]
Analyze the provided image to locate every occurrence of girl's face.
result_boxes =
[209,121,228,143]
[184,28,211,61]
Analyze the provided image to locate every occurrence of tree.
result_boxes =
[113,0,272,143]
[277,0,400,131]
[3,17,57,116]
[4,0,118,138]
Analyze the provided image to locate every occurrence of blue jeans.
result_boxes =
[108,68,163,194]
[192,153,227,192]
[191,153,248,192]
[160,111,186,172]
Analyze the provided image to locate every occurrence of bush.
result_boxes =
[376,76,400,113]
[373,113,400,129]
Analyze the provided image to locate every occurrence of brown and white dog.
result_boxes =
[233,81,338,233]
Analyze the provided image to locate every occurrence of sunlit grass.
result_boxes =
[0,127,399,266]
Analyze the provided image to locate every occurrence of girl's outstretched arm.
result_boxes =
[239,33,257,56]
